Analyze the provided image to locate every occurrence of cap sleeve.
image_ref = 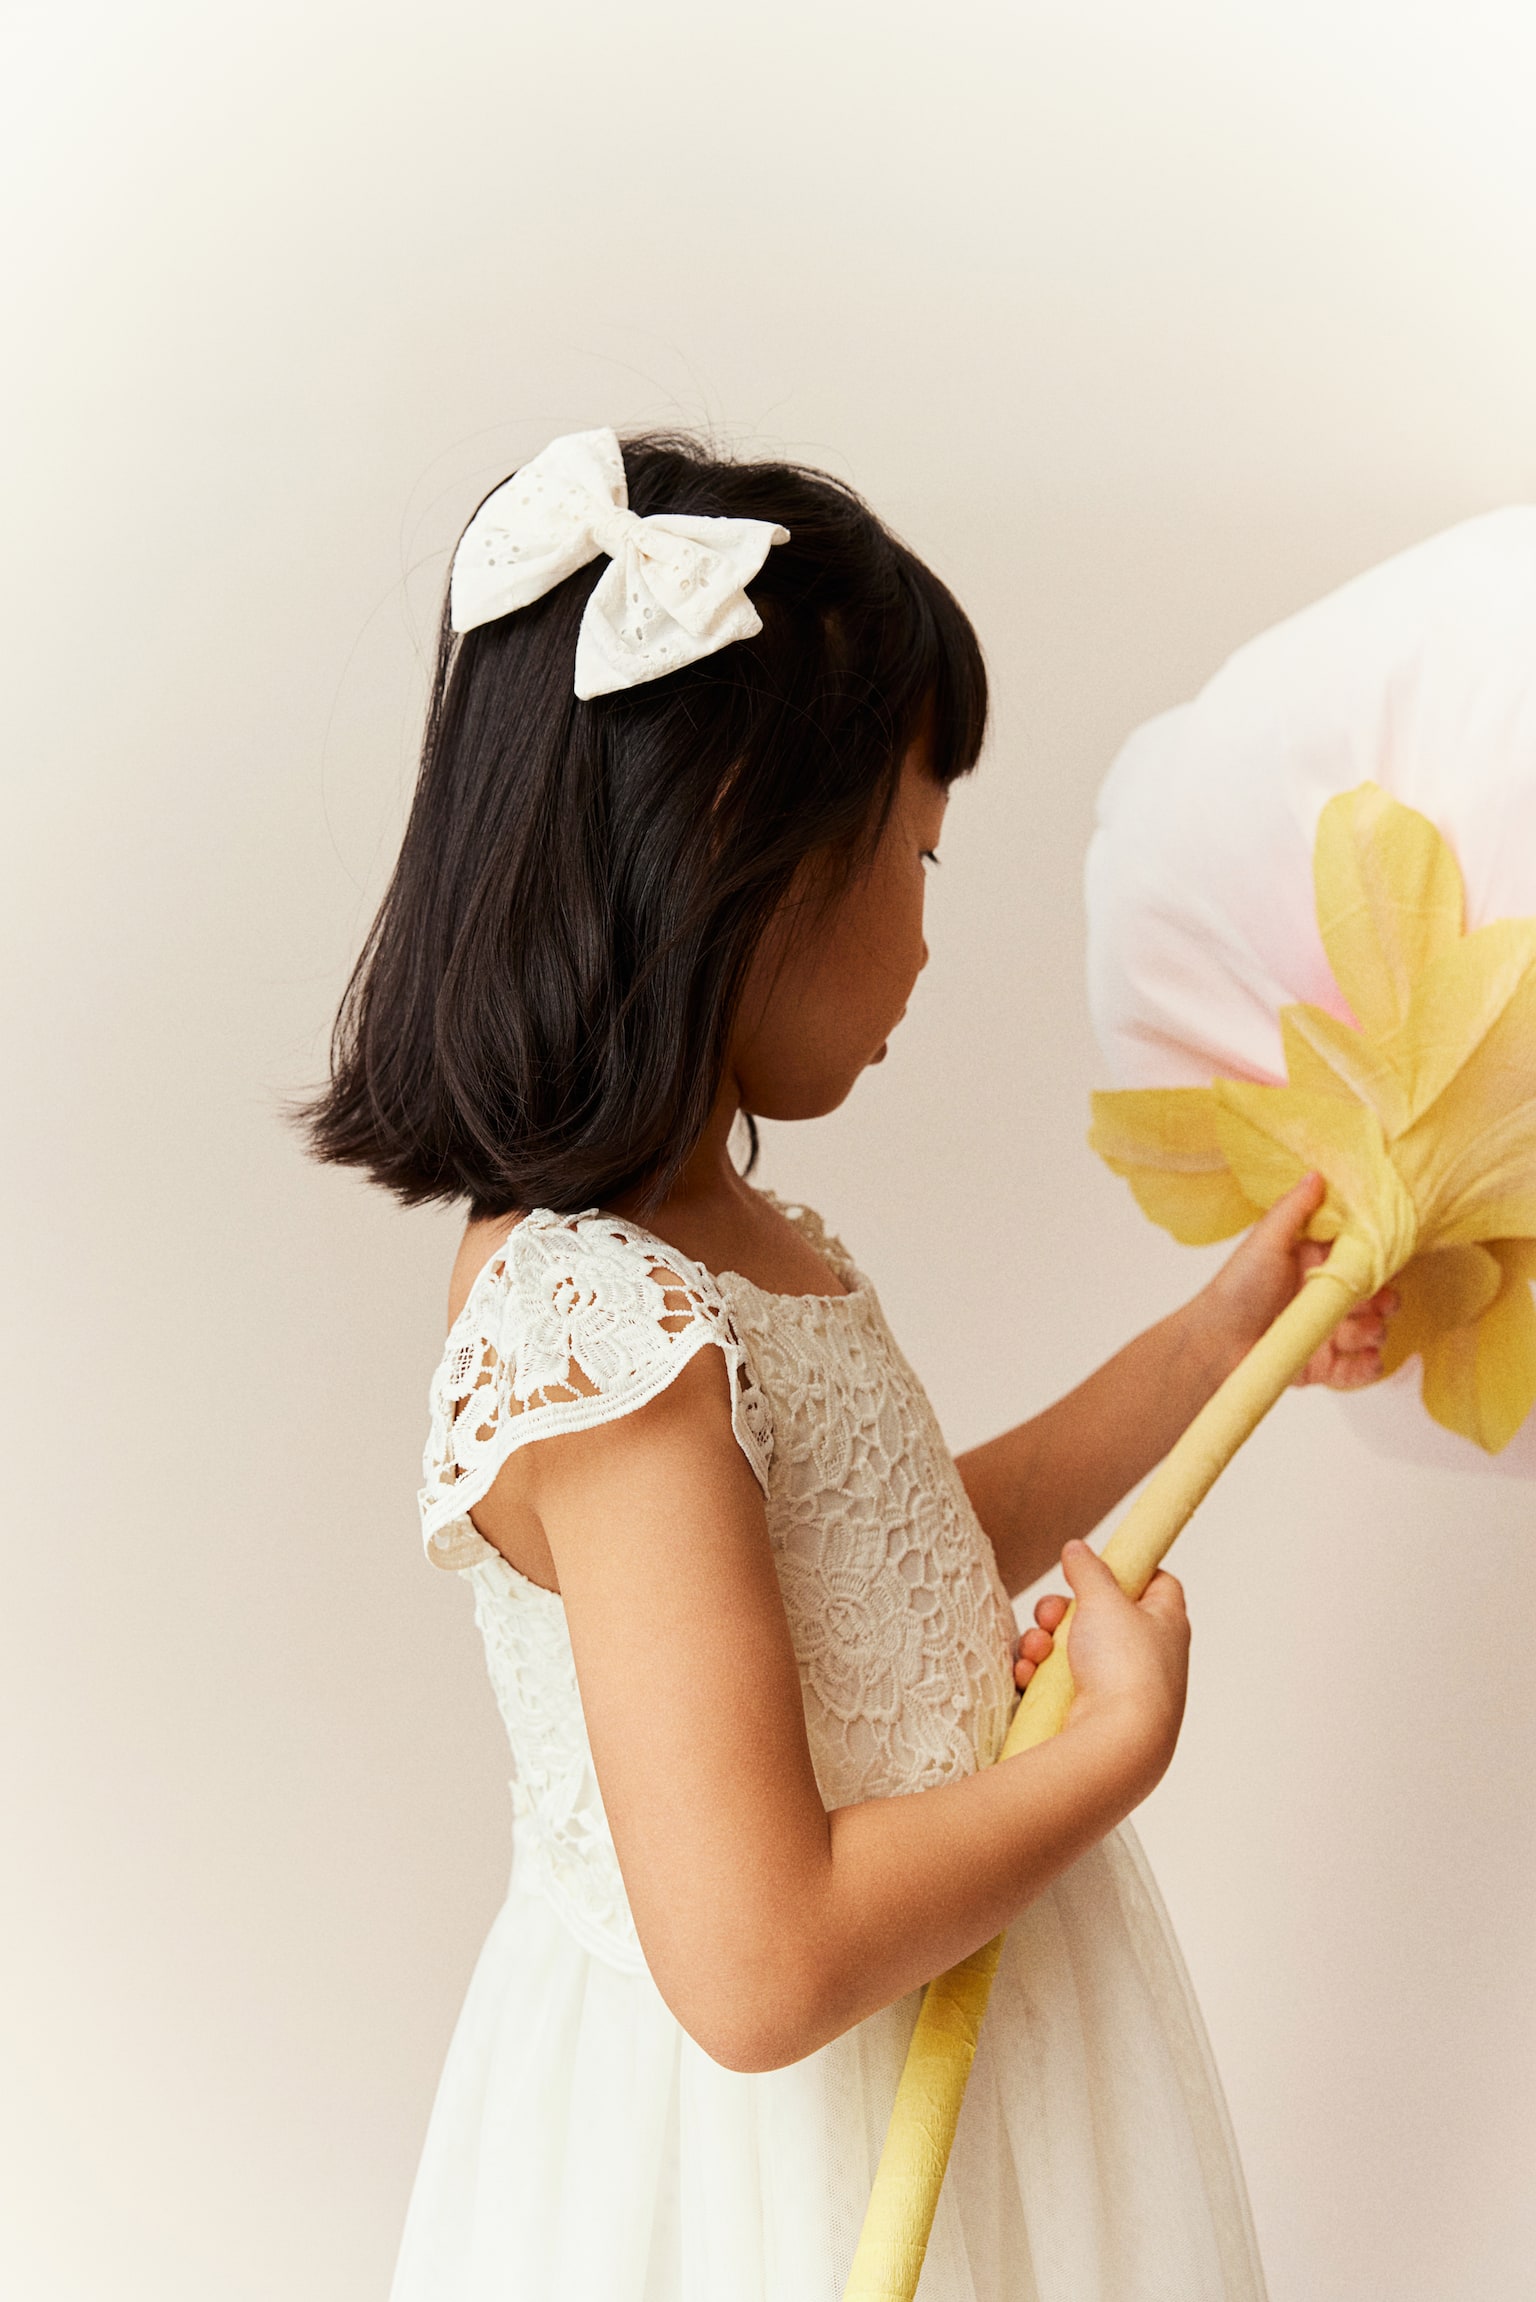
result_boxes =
[419,1208,775,1570]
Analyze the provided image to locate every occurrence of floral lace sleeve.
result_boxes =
[418,1208,774,1570]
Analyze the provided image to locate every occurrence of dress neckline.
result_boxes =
[715,1187,864,1304]
[713,1257,865,1308]
[457,1193,864,1326]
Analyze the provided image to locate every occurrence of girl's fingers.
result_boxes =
[1300,1290,1397,1383]
[1033,1593,1069,1633]
[1311,1346,1382,1389]
[1317,1283,1397,1386]
[1014,1615,1062,1687]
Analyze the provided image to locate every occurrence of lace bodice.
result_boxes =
[419,1196,1018,1970]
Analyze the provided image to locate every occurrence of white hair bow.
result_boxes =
[448,427,790,699]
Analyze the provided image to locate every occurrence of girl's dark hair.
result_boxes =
[300,432,987,1219]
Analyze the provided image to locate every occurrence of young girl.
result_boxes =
[305,428,1394,2302]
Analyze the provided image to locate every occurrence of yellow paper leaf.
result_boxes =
[1122,1169,1262,1243]
[1394,959,1536,1243]
[1212,1082,1419,1283]
[1494,1238,1536,1287]
[1088,1088,1261,1244]
[1280,1001,1408,1131]
[1313,783,1463,1040]
[1386,920,1536,1129]
[1420,1239,1536,1451]
[1208,1084,1319,1207]
[1088,1086,1223,1167]
[1377,1244,1503,1376]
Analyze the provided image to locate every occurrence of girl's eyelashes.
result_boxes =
[920,849,941,868]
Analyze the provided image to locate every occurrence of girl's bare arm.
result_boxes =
[957,1175,1399,1598]
[509,1345,1187,2075]
[955,1296,1237,1597]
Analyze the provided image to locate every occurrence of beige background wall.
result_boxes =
[6,3,1536,2296]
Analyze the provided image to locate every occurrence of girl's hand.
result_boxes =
[1015,1542,1191,1793]
[1065,1539,1189,1785]
[1198,1171,1400,1389]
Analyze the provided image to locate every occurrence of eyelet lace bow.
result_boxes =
[449,426,789,698]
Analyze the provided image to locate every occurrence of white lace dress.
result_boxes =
[391,1196,1267,2302]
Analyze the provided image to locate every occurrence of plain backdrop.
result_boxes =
[5,4,1536,2297]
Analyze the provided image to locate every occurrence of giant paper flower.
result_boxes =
[1089,781,1536,1451]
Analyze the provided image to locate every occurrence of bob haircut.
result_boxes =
[302,432,988,1219]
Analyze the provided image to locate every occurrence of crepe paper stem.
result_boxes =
[842,1240,1373,2302]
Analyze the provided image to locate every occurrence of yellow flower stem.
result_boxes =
[842,1243,1373,2302]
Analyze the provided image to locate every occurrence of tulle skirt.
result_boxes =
[390,1824,1267,2302]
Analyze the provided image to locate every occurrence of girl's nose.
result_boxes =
[919,939,930,972]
